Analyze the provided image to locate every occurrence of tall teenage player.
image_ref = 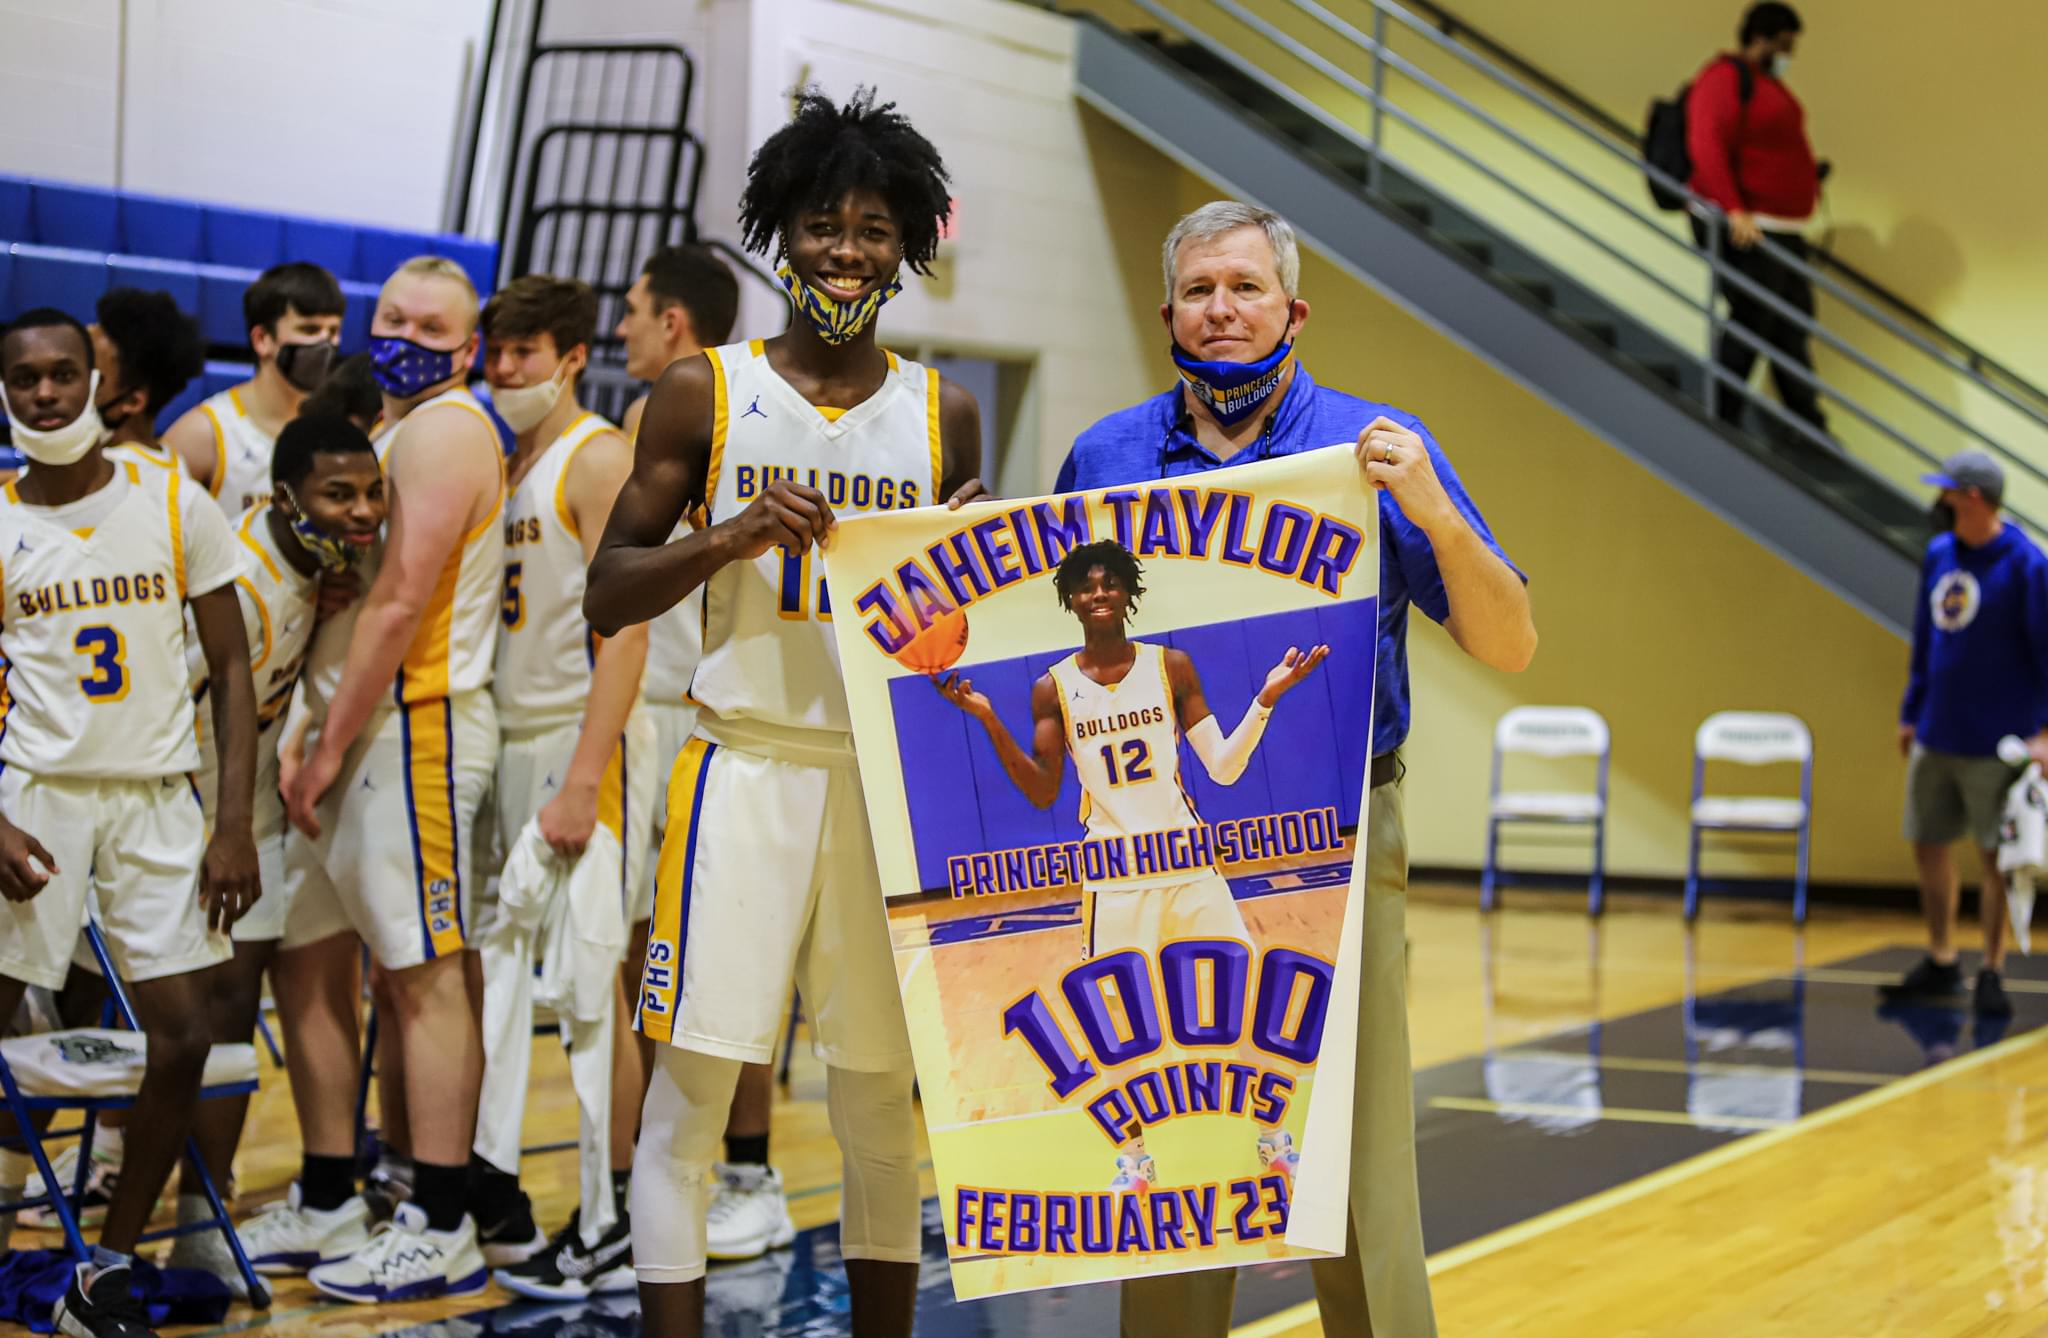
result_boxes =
[0,310,260,1338]
[477,274,653,1298]
[586,89,985,1338]
[614,244,795,1261]
[164,263,346,515]
[261,258,504,1302]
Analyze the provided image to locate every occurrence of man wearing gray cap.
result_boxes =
[1886,449,2048,1015]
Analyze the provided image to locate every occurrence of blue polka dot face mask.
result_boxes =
[367,334,468,399]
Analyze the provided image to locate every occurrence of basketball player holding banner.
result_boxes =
[585,88,986,1337]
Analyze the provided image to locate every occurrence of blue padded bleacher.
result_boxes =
[1,173,497,353]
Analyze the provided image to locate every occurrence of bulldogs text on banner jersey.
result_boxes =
[497,411,616,730]
[1049,641,1207,890]
[0,464,240,778]
[692,340,942,733]
[373,386,504,703]
[197,388,279,516]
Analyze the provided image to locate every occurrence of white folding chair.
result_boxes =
[1685,711,1813,923]
[1482,706,1611,914]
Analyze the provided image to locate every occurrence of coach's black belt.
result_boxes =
[1370,751,1402,790]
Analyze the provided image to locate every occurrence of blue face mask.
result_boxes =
[368,334,466,399]
[1170,338,1296,427]
[777,265,903,345]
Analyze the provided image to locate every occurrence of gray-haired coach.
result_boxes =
[1058,201,1536,1338]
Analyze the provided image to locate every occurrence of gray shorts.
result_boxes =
[1904,743,2012,849]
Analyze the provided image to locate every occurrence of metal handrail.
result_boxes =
[1388,0,2048,417]
[1299,0,2048,444]
[1090,0,2048,524]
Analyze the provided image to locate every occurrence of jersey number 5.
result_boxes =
[502,562,525,631]
[74,625,128,702]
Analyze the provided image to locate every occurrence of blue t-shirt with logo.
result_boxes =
[1902,525,2048,757]
[1056,365,1522,758]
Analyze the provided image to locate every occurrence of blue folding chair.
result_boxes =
[1683,711,1814,923]
[1481,706,1611,915]
[0,923,269,1307]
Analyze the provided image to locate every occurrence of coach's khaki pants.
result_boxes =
[1119,779,1437,1338]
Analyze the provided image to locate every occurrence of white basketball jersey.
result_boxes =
[1050,641,1204,889]
[198,388,279,515]
[692,340,942,734]
[496,411,616,730]
[191,503,317,837]
[640,520,703,708]
[373,386,505,702]
[0,465,211,778]
[105,439,196,484]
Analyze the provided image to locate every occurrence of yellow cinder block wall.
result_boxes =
[1080,125,1914,887]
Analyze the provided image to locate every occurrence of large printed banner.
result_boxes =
[826,447,1379,1299]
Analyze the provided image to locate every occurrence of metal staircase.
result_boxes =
[1052,0,2048,638]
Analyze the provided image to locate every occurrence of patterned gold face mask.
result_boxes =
[777,265,904,345]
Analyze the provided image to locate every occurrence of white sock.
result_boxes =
[177,1192,212,1227]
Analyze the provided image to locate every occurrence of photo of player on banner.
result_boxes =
[825,445,1379,1300]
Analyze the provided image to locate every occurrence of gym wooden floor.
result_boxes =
[42,881,2035,1336]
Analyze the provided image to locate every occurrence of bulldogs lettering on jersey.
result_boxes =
[0,465,209,778]
[692,340,942,733]
[1050,641,1207,890]
[197,388,278,515]
[497,411,616,729]
[373,386,505,703]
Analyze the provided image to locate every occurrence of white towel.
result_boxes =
[1997,762,2046,954]
[476,819,629,1242]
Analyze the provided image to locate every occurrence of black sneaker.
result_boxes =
[1976,968,2014,1017]
[476,1188,546,1267]
[53,1263,154,1338]
[1880,956,1965,1000]
[493,1209,635,1301]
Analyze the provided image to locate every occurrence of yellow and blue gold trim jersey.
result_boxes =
[372,386,505,704]
[495,410,617,730]
[0,463,242,778]
[198,387,279,516]
[691,340,944,734]
[1049,641,1206,890]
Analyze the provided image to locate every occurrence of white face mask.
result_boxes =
[1770,52,1792,78]
[6,370,107,467]
[491,364,569,434]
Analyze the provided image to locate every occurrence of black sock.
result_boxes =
[725,1132,769,1168]
[299,1154,357,1213]
[612,1170,631,1217]
[413,1160,469,1233]
[466,1153,524,1226]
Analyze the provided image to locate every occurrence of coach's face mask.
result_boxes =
[368,334,465,400]
[778,264,903,345]
[1169,338,1295,428]
[1930,499,1958,532]
[281,485,367,572]
[6,370,106,467]
[276,339,339,394]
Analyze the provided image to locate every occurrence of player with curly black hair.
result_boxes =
[88,287,206,469]
[584,87,987,1337]
[1054,538,1147,615]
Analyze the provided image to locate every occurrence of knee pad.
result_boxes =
[827,1065,922,1263]
[631,1046,742,1282]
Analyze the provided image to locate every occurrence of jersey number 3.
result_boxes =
[74,625,128,702]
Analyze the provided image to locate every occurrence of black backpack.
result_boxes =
[1643,55,1752,210]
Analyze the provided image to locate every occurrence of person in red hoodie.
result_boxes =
[1686,2,1825,437]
